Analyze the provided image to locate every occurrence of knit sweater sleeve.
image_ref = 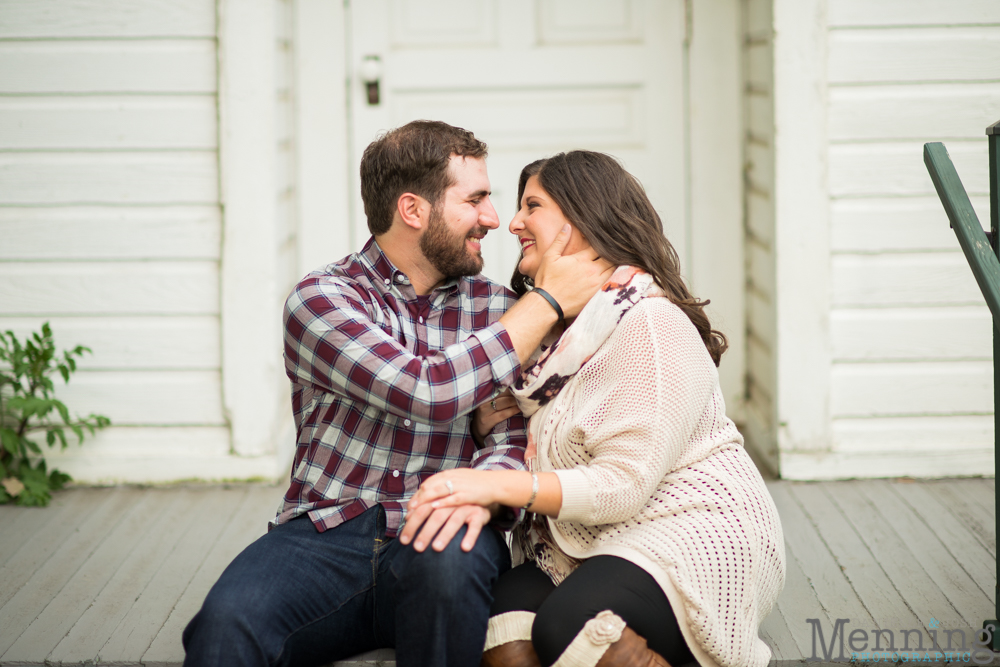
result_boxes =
[553,299,718,525]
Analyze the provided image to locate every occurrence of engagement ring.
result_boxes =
[491,399,498,411]
[445,480,454,495]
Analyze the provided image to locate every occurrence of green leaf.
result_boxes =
[1,428,23,457]
[48,468,71,491]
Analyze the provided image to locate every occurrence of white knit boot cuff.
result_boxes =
[484,611,536,651]
[552,610,627,667]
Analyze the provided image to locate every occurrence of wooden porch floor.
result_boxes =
[0,477,996,666]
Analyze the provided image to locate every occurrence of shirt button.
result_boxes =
[404,419,411,426]
[383,278,390,285]
[418,316,424,324]
[392,470,400,477]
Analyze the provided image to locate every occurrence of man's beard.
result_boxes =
[419,206,487,278]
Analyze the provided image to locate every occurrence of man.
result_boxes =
[182,121,611,667]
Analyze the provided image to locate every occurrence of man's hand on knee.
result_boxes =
[399,504,491,553]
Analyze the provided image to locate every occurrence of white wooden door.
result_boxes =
[347,0,687,287]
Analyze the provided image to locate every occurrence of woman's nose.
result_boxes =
[509,212,524,234]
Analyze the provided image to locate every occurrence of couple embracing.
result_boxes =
[183,120,785,667]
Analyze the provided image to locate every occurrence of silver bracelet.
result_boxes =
[524,472,539,510]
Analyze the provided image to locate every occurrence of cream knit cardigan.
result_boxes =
[531,297,785,667]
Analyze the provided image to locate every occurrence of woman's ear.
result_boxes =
[396,192,431,231]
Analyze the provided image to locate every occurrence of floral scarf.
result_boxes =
[510,266,662,583]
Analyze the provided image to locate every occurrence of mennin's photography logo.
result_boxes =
[806,617,997,664]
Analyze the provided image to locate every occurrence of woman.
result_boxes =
[408,151,785,667]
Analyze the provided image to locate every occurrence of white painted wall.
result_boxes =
[0,0,294,482]
[768,0,1000,479]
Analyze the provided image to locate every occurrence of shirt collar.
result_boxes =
[360,237,461,298]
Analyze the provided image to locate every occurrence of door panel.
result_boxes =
[348,0,686,287]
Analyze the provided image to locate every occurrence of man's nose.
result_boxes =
[480,199,500,229]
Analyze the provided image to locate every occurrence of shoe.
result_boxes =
[594,626,671,667]
[482,639,542,667]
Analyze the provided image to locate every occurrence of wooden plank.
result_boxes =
[0,487,140,655]
[0,95,216,150]
[0,40,216,94]
[766,484,876,631]
[0,488,111,603]
[52,370,226,426]
[922,482,996,558]
[0,487,86,567]
[786,483,921,629]
[832,416,994,454]
[939,479,995,516]
[0,206,221,261]
[827,481,966,631]
[142,485,279,666]
[831,360,992,417]
[1,490,180,663]
[830,83,1000,142]
[858,480,993,629]
[891,482,996,602]
[831,306,992,361]
[44,488,224,664]
[0,0,215,38]
[831,196,991,253]
[773,543,831,657]
[0,261,219,316]
[758,608,797,664]
[0,316,221,370]
[84,487,250,664]
[829,27,1000,84]
[0,152,218,205]
[832,252,983,307]
[829,0,1000,27]
[830,141,989,198]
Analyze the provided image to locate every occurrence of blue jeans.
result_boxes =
[182,505,510,667]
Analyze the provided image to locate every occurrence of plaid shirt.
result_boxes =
[275,238,527,535]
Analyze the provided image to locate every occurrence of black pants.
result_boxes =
[490,556,695,667]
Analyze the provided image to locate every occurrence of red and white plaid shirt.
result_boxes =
[275,238,527,535]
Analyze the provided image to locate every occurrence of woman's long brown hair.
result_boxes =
[511,151,728,366]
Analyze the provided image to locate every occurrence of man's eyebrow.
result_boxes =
[468,189,490,199]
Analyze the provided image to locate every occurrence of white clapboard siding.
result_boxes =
[831,306,992,361]
[831,415,994,454]
[832,252,983,307]
[831,361,993,417]
[0,207,221,261]
[0,0,215,38]
[0,262,219,316]
[54,370,225,425]
[0,316,220,370]
[828,27,1000,84]
[0,40,216,94]
[44,431,282,483]
[741,0,777,473]
[0,152,218,204]
[0,96,217,150]
[829,141,989,198]
[829,0,1000,27]
[780,447,994,481]
[831,196,990,253]
[829,83,1000,142]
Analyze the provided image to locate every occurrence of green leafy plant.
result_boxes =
[0,323,110,506]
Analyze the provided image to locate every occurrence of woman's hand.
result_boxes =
[408,468,500,513]
[471,389,522,445]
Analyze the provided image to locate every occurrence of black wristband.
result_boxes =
[532,288,564,321]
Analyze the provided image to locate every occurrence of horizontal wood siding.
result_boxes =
[821,2,1000,478]
[0,0,226,482]
[741,0,778,472]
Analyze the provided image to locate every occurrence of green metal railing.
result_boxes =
[924,119,1000,649]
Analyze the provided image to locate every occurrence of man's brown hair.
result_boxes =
[359,120,488,236]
